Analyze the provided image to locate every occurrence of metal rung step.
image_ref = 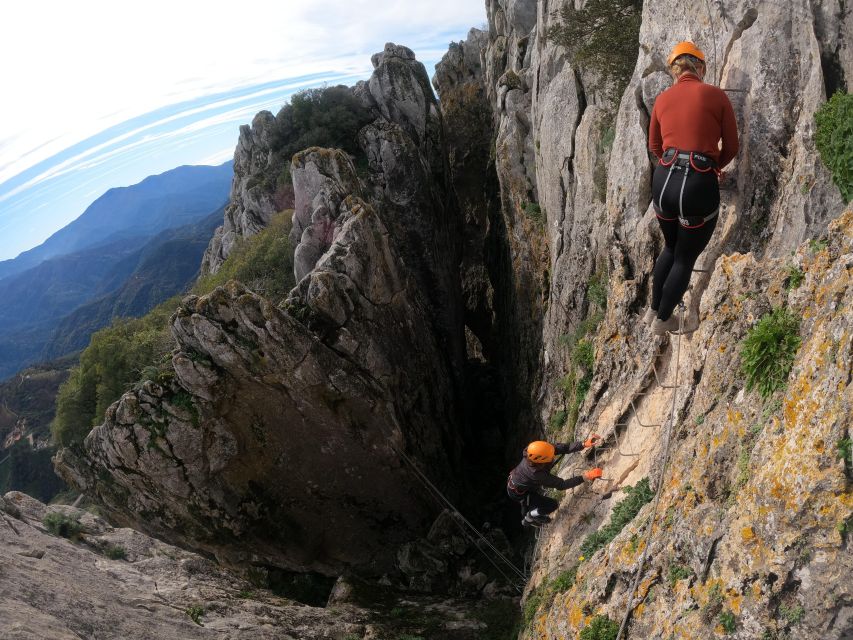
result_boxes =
[614,426,640,457]
[629,398,663,428]
[652,363,684,389]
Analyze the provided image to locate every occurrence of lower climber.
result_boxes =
[507,438,603,527]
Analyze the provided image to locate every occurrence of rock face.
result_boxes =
[202,112,283,274]
[472,0,853,638]
[56,44,469,578]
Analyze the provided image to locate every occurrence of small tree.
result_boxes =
[547,0,644,102]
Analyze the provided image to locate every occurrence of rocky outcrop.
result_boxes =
[202,112,284,274]
[56,44,469,579]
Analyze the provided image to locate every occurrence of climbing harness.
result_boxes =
[614,302,687,640]
[655,150,720,228]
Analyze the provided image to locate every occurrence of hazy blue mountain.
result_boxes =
[42,209,223,360]
[0,162,232,282]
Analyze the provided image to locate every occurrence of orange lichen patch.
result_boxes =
[741,526,756,543]
[568,604,585,628]
[718,344,727,352]
[728,593,744,614]
[751,582,763,599]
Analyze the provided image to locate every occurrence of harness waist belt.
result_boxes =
[507,473,528,496]
[678,207,719,228]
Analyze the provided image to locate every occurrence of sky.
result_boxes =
[0,1,486,261]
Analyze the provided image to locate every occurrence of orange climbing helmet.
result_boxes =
[527,441,556,464]
[667,41,706,66]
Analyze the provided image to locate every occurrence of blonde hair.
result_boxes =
[670,54,704,77]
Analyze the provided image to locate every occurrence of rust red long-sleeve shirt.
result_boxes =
[648,73,739,169]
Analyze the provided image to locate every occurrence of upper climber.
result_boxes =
[507,438,603,527]
[644,41,739,335]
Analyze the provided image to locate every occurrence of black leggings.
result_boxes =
[651,163,719,320]
[510,492,559,516]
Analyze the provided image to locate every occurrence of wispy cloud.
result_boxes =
[0,0,485,260]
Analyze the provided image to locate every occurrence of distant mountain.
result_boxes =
[43,209,224,360]
[0,236,144,334]
[0,162,232,282]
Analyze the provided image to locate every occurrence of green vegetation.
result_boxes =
[740,308,801,398]
[195,210,294,303]
[274,87,372,158]
[838,437,852,475]
[523,201,544,225]
[43,512,83,540]
[51,298,178,447]
[702,583,724,621]
[546,0,643,101]
[579,478,654,560]
[667,563,694,588]
[548,409,569,433]
[778,603,805,625]
[719,610,737,633]
[785,265,805,289]
[815,91,853,202]
[808,238,828,254]
[579,615,619,640]
[522,567,579,629]
[53,211,296,448]
[104,544,127,560]
[186,604,204,626]
[554,272,607,436]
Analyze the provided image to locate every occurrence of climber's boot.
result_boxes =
[643,308,657,326]
[651,315,681,335]
[522,512,551,527]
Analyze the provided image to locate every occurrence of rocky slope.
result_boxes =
[1,491,512,639]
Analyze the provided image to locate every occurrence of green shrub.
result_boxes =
[579,614,619,640]
[815,92,853,202]
[546,0,643,101]
[551,566,578,593]
[523,201,544,225]
[104,544,127,560]
[275,86,372,154]
[587,271,608,310]
[549,409,569,432]
[778,603,805,625]
[186,604,204,626]
[667,563,694,587]
[579,478,654,559]
[740,308,801,398]
[719,610,737,633]
[51,297,180,447]
[785,265,804,289]
[194,210,294,303]
[43,512,83,539]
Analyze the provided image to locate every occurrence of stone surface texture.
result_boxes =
[475,0,852,638]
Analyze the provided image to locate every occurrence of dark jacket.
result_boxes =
[507,442,585,497]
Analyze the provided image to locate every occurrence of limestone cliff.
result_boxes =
[475,0,852,638]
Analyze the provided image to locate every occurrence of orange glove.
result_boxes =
[584,434,602,448]
[583,468,603,481]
